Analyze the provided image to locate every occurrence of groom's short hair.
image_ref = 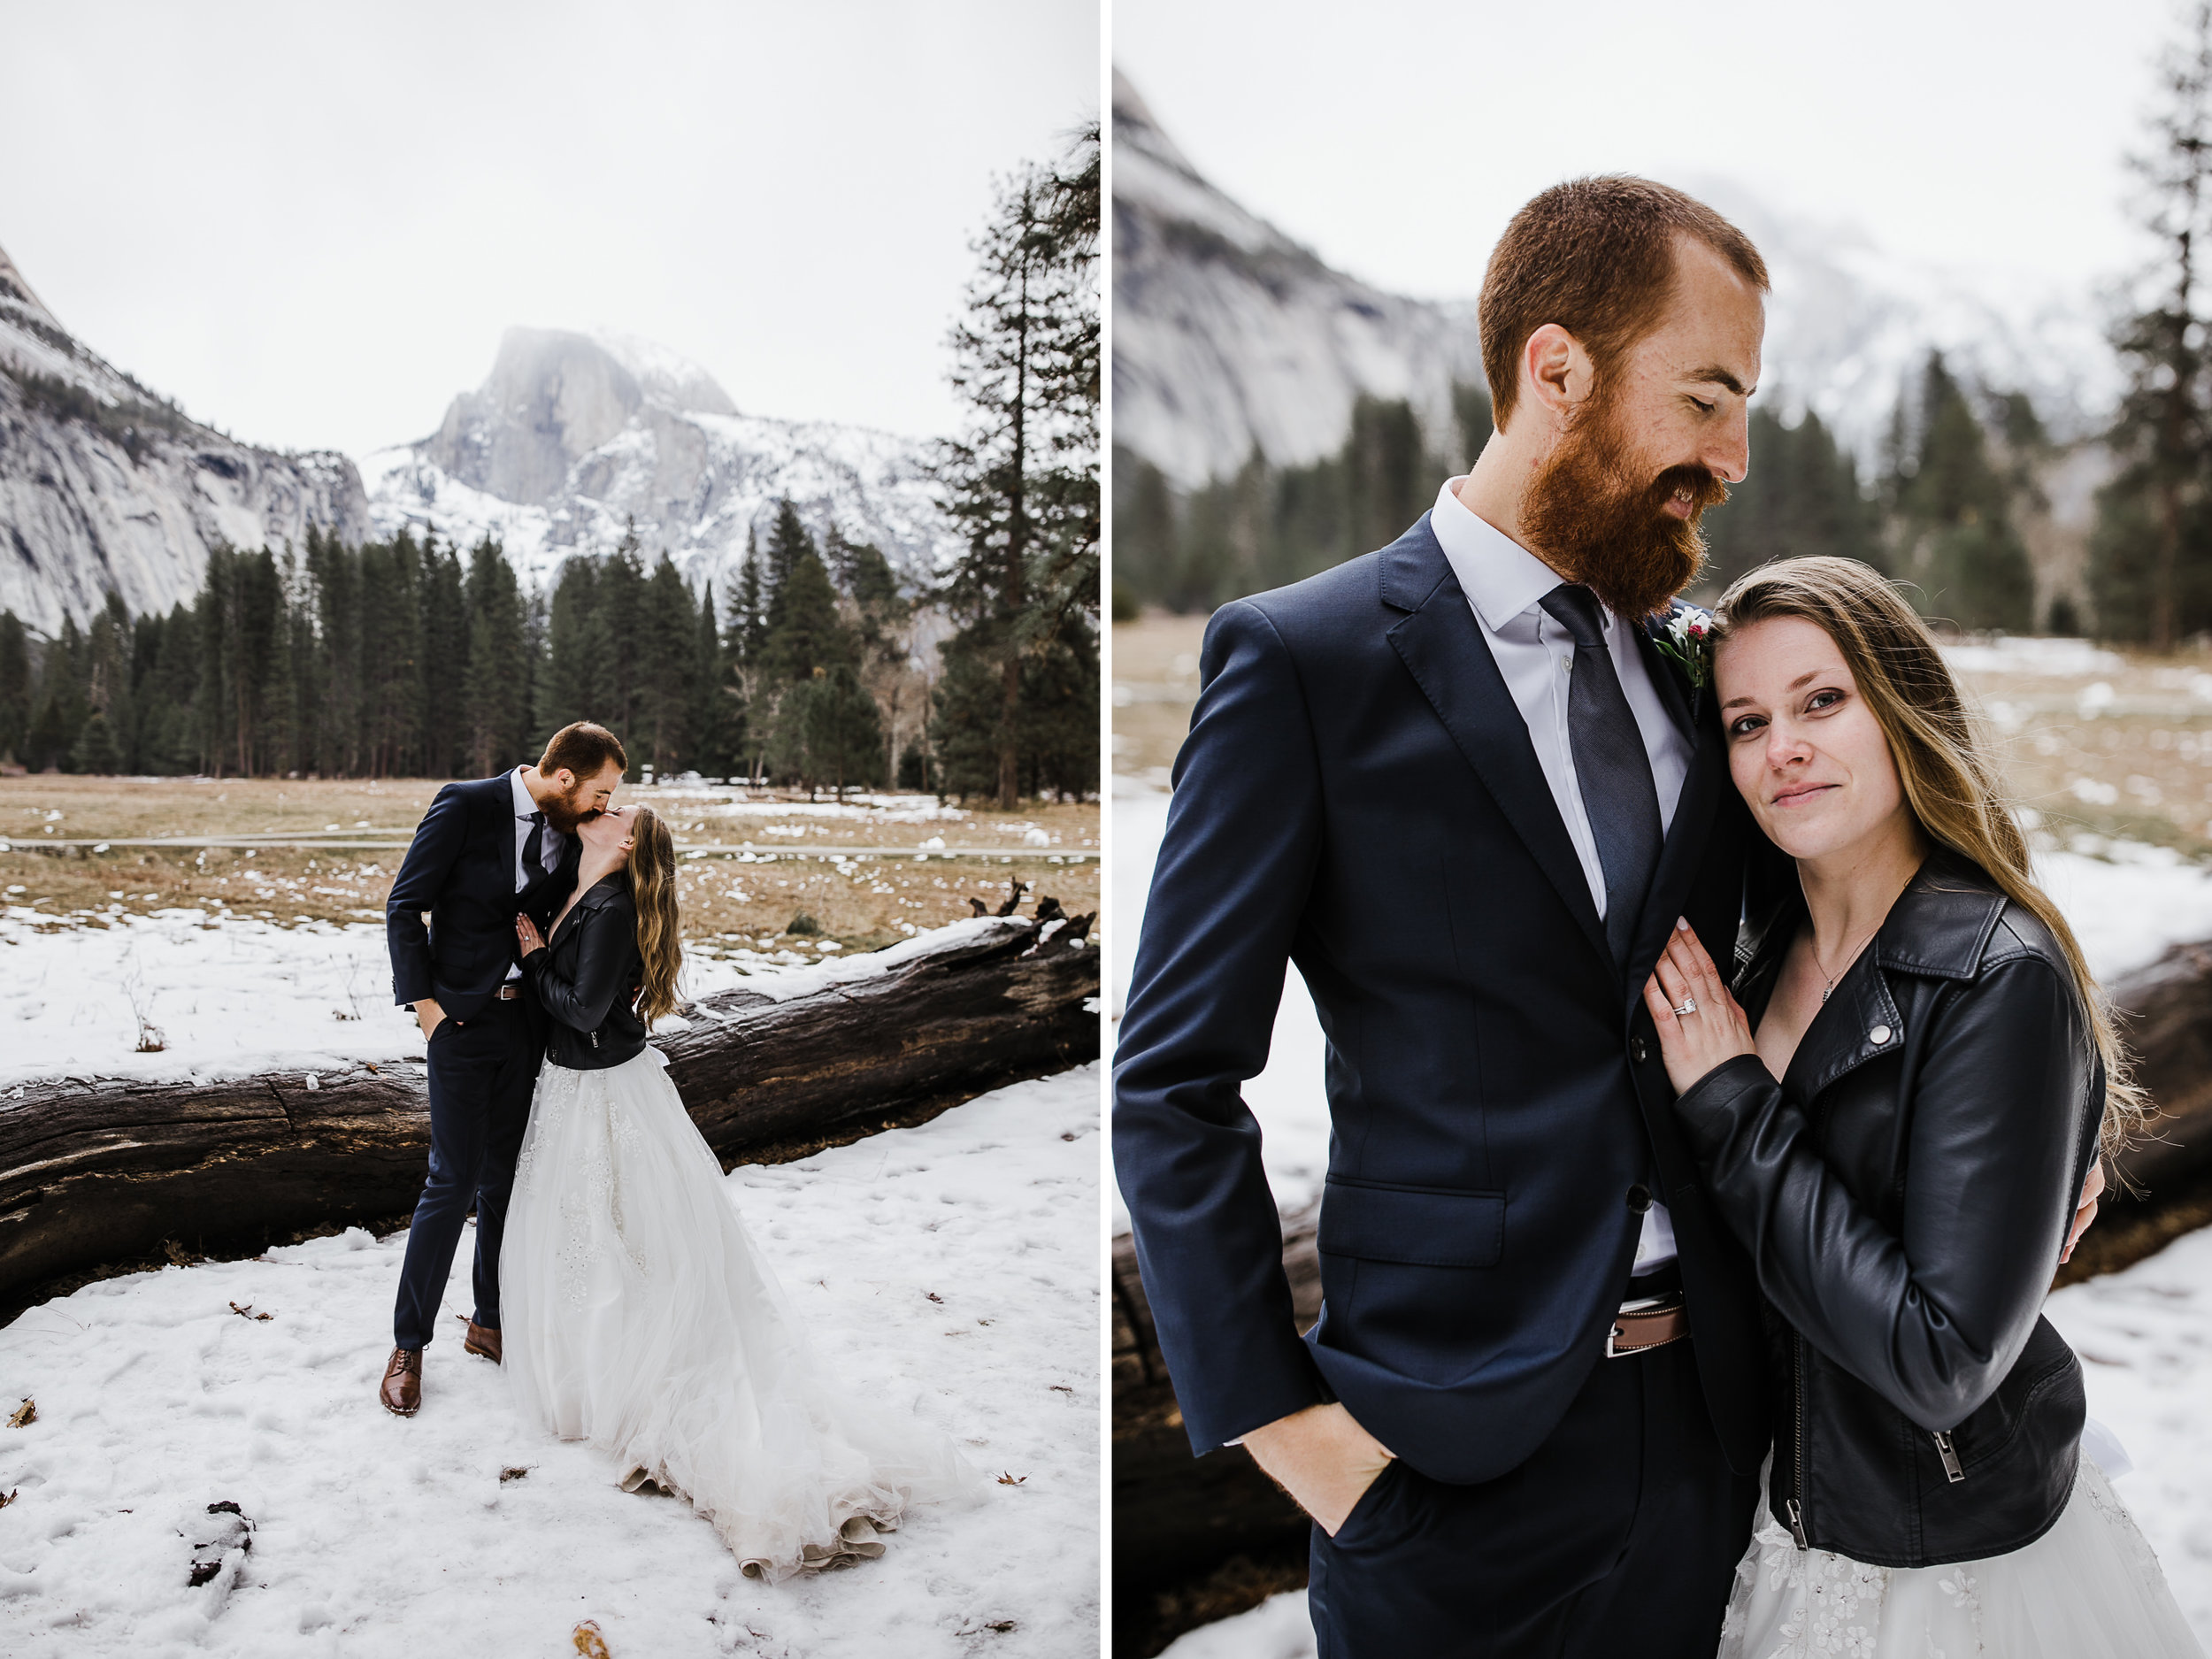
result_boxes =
[1480,176,1768,430]
[540,721,628,781]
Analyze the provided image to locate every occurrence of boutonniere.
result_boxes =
[1651,604,1714,690]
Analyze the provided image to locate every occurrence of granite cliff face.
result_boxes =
[0,242,368,635]
[1111,71,1484,491]
[364,326,960,596]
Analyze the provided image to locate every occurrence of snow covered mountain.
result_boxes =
[1111,70,1485,491]
[0,241,368,636]
[1113,72,2118,488]
[363,326,960,597]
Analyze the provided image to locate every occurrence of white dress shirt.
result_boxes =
[1428,479,1688,1275]
[507,768,563,982]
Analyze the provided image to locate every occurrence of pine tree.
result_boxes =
[71,710,121,774]
[805,664,885,798]
[935,127,1100,809]
[1893,354,2034,632]
[2091,0,2212,645]
[420,540,470,776]
[763,545,853,685]
[639,554,697,774]
[762,500,812,630]
[462,538,529,776]
[0,611,31,764]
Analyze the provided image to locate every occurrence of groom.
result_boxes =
[379,720,629,1417]
[1114,179,1776,1654]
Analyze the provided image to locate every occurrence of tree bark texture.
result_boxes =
[1110,934,2212,1592]
[0,917,1096,1306]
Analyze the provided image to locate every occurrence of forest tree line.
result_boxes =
[0,505,1096,799]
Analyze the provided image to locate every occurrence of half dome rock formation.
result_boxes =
[363,326,960,595]
[0,240,368,634]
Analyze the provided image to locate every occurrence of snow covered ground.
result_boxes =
[1155,1224,2212,1655]
[0,1064,1101,1657]
[0,911,1027,1093]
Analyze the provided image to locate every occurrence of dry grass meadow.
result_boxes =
[0,777,1097,958]
[1113,610,2212,856]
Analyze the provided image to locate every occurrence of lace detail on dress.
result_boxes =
[1720,1455,2205,1659]
[1722,1505,1893,1658]
[2077,1459,2171,1599]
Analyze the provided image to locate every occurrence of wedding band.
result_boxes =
[1672,998,1699,1017]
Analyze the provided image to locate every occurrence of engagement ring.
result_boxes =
[1671,998,1699,1017]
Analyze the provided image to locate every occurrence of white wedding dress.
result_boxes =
[1719,1441,2204,1657]
[501,1045,979,1579]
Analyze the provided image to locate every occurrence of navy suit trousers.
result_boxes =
[1307,1336,1757,1659]
[391,996,539,1350]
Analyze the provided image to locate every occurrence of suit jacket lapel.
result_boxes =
[1624,677,1727,1000]
[1635,622,1697,743]
[1382,518,1612,975]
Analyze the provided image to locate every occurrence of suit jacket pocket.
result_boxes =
[1317,1177,1506,1268]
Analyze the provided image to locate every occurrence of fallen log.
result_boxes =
[1110,935,2212,1601]
[0,917,1096,1310]
[2110,939,2212,1194]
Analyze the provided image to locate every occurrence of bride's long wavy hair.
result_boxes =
[1712,556,2147,1163]
[621,804,682,1026]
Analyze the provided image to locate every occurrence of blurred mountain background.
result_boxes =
[1111,46,2205,645]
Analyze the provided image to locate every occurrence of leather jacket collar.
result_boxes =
[1734,849,2008,1100]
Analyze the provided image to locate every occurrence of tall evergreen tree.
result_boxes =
[462,538,530,776]
[935,128,1100,808]
[0,611,28,764]
[639,554,697,774]
[1891,354,2035,632]
[420,540,470,777]
[2091,0,2212,645]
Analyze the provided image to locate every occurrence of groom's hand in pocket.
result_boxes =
[1240,1402,1395,1536]
[414,998,447,1041]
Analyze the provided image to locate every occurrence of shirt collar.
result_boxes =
[1429,477,1603,639]
[510,766,538,821]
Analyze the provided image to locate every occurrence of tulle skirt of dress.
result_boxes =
[1719,1456,2205,1658]
[502,1047,979,1580]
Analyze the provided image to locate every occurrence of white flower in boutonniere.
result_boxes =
[1653,604,1714,689]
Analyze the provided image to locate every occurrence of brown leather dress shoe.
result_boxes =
[380,1348,421,1416]
[458,1314,503,1365]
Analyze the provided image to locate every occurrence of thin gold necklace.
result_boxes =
[1815,926,1879,1003]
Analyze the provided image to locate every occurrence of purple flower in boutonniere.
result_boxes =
[1652,604,1714,690]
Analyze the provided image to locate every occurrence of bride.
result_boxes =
[1642,557,2201,1657]
[504,803,975,1579]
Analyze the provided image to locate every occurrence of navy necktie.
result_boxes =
[520,810,548,895]
[1540,584,1663,968]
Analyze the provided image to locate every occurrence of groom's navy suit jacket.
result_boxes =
[386,774,580,1024]
[1114,515,1771,1486]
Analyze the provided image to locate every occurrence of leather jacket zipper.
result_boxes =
[1789,1333,1809,1548]
[1932,1430,1965,1484]
[589,1028,600,1048]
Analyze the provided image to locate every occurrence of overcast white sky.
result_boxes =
[0,0,1097,459]
[1115,0,2181,303]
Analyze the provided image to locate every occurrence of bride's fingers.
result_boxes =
[1651,951,1692,1013]
[1640,974,1678,1029]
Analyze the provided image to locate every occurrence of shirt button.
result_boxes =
[1869,1024,1893,1046]
[1626,1183,1653,1214]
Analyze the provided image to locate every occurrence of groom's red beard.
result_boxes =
[539,786,597,835]
[1517,400,1730,620]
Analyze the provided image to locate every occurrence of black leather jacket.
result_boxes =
[521,875,649,1070]
[1672,851,2103,1568]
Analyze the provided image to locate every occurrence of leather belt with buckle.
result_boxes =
[495,985,521,1002]
[1607,1293,1689,1358]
